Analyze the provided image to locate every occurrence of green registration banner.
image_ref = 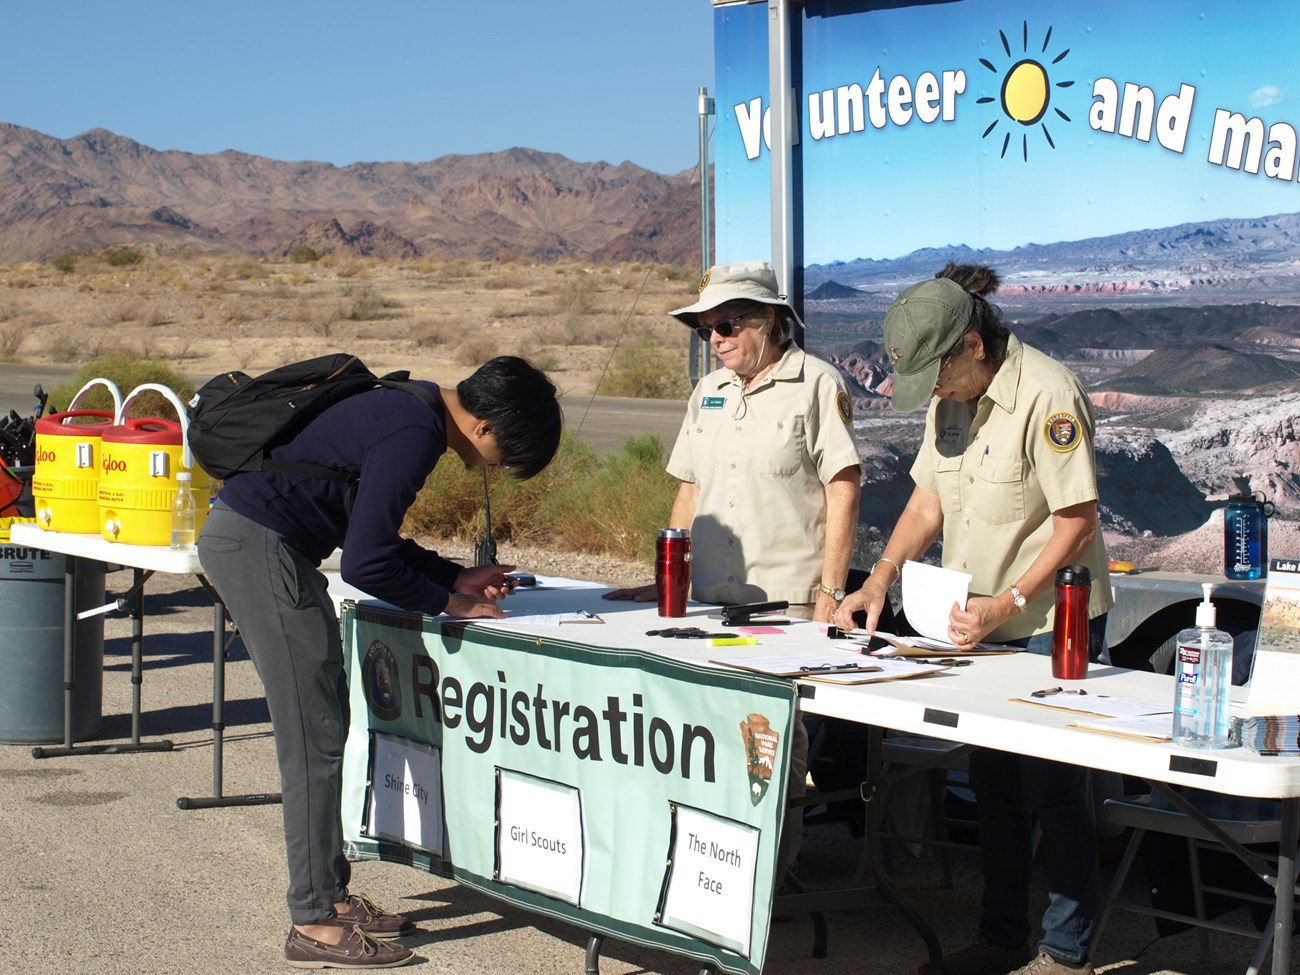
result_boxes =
[339,601,795,975]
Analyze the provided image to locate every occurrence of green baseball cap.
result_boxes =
[882,277,973,413]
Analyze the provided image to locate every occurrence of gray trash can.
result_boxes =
[0,520,105,743]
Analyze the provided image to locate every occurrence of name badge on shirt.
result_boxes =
[702,396,727,410]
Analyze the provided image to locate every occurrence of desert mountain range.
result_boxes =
[0,123,700,265]
[3,122,1297,544]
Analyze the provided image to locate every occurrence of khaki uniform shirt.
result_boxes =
[668,344,860,605]
[910,335,1113,641]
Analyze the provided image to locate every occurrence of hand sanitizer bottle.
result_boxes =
[1171,583,1234,748]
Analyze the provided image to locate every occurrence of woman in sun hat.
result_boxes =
[836,263,1111,975]
[604,259,862,622]
[603,260,865,866]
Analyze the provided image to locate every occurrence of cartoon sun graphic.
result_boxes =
[977,21,1074,161]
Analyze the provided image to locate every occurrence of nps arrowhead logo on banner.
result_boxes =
[739,713,779,806]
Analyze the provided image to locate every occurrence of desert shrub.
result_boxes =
[50,252,77,273]
[597,337,689,399]
[554,276,595,317]
[483,272,530,291]
[104,247,143,267]
[489,302,531,320]
[402,433,674,560]
[47,331,94,364]
[404,432,599,545]
[47,354,195,417]
[230,259,267,280]
[341,285,395,320]
[0,322,24,359]
[289,245,321,264]
[411,322,452,347]
[454,336,500,366]
[540,434,676,560]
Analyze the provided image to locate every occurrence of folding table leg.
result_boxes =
[176,579,281,810]
[32,561,173,759]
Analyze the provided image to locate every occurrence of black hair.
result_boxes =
[457,356,562,480]
[935,261,1010,362]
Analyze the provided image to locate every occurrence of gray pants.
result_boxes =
[198,501,350,926]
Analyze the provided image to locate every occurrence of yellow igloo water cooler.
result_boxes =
[97,384,210,546]
[32,379,123,534]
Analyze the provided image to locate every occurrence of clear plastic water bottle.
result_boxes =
[170,471,197,551]
[1171,583,1234,748]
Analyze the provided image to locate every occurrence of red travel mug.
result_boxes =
[655,528,692,618]
[1051,565,1091,680]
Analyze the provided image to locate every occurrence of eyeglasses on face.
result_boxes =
[693,307,759,341]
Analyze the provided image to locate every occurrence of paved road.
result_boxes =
[0,362,686,455]
[0,361,76,417]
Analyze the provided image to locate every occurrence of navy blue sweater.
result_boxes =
[217,381,463,615]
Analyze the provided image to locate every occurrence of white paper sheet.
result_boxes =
[901,561,971,643]
[1013,692,1172,718]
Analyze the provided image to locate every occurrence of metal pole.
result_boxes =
[691,87,716,388]
[768,0,795,302]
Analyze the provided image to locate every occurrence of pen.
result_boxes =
[1031,687,1088,698]
[709,636,758,647]
[799,662,861,672]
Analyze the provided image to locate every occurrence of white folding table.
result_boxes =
[438,587,1300,975]
[10,523,281,809]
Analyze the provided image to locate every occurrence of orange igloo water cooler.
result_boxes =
[97,384,210,546]
[32,379,123,534]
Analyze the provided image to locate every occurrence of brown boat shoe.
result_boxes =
[285,923,414,969]
[332,893,416,940]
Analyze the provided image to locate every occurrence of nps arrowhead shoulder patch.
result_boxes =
[1044,411,1082,453]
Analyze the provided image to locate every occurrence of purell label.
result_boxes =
[1177,644,1202,665]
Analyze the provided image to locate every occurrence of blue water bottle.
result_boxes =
[1223,492,1273,581]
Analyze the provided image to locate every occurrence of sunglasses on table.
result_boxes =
[693,308,758,341]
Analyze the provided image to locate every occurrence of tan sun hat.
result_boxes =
[882,277,973,413]
[670,261,805,331]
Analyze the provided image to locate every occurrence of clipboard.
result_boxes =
[851,631,1021,657]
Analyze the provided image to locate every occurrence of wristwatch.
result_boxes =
[818,583,846,602]
[1009,585,1027,613]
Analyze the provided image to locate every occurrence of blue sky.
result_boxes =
[714,0,1300,263]
[2,1,715,175]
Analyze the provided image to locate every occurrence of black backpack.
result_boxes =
[186,352,439,483]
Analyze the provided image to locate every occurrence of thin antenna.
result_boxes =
[473,466,497,566]
[574,266,653,437]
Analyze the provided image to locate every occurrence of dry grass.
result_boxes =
[0,249,697,395]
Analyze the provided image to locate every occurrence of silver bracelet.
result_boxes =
[872,557,902,585]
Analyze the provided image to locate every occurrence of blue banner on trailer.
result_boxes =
[715,0,1300,270]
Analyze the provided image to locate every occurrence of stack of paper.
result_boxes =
[1231,714,1300,755]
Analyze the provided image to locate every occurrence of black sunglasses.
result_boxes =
[692,307,759,341]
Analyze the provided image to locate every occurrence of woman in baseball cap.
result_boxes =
[837,263,1112,975]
